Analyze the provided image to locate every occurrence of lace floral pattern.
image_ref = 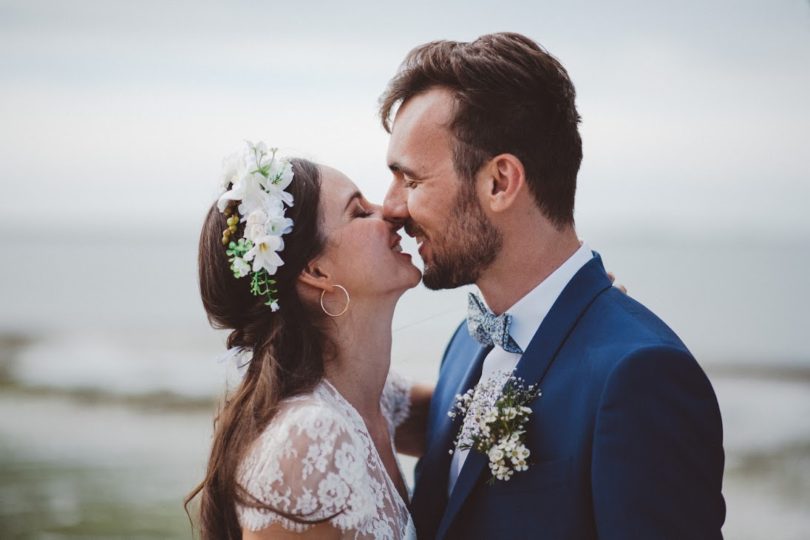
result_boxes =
[236,371,415,539]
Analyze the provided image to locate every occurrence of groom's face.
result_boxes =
[383,88,501,289]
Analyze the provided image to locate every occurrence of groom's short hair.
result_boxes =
[380,32,582,228]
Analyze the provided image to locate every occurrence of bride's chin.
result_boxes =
[385,271,422,297]
[397,266,422,291]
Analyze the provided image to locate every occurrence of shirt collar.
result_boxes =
[496,243,593,352]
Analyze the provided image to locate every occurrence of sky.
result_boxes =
[1,0,808,239]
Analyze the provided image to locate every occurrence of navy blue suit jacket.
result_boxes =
[410,254,725,539]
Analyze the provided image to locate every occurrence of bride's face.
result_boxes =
[314,165,421,300]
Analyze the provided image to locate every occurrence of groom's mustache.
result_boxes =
[403,220,425,240]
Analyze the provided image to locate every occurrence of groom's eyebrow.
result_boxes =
[388,162,421,179]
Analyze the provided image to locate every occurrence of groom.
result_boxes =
[380,33,725,539]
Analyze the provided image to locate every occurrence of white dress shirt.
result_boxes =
[447,243,593,494]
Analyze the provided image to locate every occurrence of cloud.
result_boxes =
[1,0,808,235]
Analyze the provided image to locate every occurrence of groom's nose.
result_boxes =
[383,180,409,226]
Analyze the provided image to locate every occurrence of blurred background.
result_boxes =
[1,0,808,538]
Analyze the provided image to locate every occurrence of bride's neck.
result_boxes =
[323,296,395,420]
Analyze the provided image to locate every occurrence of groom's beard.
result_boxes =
[419,184,502,290]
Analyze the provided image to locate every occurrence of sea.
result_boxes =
[1,228,808,539]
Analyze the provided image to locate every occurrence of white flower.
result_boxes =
[216,171,265,213]
[231,256,251,278]
[237,175,273,217]
[266,214,294,236]
[269,157,294,187]
[263,177,295,207]
[216,140,297,310]
[515,444,530,460]
[265,201,293,234]
[244,209,271,242]
[499,437,515,454]
[244,234,285,274]
[449,370,541,483]
[221,152,245,189]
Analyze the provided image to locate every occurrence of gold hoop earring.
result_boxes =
[320,285,350,317]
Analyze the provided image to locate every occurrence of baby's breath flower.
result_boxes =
[448,370,542,484]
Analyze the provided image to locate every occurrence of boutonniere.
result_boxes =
[448,371,541,482]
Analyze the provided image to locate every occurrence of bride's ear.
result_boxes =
[297,258,332,294]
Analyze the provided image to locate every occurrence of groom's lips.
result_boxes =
[403,220,429,261]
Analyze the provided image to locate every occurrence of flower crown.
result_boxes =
[217,141,294,311]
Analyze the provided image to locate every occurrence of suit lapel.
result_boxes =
[429,343,491,473]
[411,343,491,534]
[511,253,613,388]
[435,254,613,539]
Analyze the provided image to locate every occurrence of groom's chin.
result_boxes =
[422,267,472,291]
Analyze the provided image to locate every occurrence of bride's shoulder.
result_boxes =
[237,383,377,533]
[251,384,357,452]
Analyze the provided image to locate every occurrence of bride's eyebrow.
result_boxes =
[343,191,362,212]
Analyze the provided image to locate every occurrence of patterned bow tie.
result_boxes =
[466,293,523,354]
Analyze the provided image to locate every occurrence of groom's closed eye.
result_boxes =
[389,162,423,185]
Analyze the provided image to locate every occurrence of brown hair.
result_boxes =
[185,158,331,539]
[379,32,582,228]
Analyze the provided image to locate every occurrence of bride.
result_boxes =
[186,142,429,539]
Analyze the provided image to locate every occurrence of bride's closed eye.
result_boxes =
[352,202,374,219]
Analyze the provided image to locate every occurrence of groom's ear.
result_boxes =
[481,153,525,213]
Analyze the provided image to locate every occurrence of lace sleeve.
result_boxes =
[381,370,412,431]
[236,401,380,533]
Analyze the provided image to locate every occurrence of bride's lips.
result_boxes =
[390,233,412,260]
[403,222,428,260]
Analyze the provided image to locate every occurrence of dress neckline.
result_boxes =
[319,378,411,510]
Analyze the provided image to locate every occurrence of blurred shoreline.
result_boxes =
[2,230,809,538]
[2,330,810,538]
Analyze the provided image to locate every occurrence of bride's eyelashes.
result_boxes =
[352,204,373,219]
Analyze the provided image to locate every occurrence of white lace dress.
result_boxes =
[236,372,416,539]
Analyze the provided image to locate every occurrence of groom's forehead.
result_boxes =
[393,88,455,133]
[387,89,455,161]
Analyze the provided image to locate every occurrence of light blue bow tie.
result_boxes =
[466,293,523,354]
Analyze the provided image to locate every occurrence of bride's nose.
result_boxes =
[368,202,384,218]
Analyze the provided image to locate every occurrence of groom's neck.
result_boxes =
[476,224,580,315]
